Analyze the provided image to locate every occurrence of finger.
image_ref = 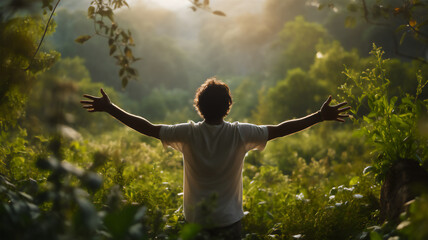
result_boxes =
[324,95,332,105]
[83,94,97,100]
[88,109,96,112]
[334,102,348,108]
[100,88,107,98]
[80,100,93,104]
[82,105,93,109]
[335,118,345,122]
[338,114,349,118]
[338,106,351,112]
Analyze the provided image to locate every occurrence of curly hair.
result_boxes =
[194,78,233,121]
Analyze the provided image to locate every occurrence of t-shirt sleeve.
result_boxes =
[237,123,268,152]
[159,123,191,152]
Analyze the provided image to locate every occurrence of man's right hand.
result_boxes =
[320,96,350,122]
[80,88,112,113]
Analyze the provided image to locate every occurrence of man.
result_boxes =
[80,78,350,239]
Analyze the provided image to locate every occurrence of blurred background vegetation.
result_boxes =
[1,0,427,239]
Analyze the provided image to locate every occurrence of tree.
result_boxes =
[254,68,327,124]
[0,3,59,130]
[271,16,330,79]
[309,40,368,93]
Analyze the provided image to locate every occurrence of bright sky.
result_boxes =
[128,0,190,11]
[126,0,264,15]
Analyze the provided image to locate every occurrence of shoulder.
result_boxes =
[160,121,200,138]
[161,120,199,129]
[234,122,268,138]
[234,121,265,130]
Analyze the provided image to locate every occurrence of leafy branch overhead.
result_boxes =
[75,0,139,88]
[318,0,428,63]
[189,0,226,17]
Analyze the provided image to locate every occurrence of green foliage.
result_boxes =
[309,41,369,94]
[0,16,59,130]
[272,16,330,79]
[397,195,428,240]
[3,1,428,240]
[0,136,159,240]
[322,0,428,62]
[242,155,379,239]
[228,78,260,121]
[263,126,370,178]
[254,68,327,124]
[25,57,121,135]
[340,44,428,181]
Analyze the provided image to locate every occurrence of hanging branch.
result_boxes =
[75,0,139,88]
[189,0,226,16]
[360,0,428,64]
[23,0,61,71]
[360,0,389,27]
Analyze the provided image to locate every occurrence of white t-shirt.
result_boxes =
[159,121,268,227]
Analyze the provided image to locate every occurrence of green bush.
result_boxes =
[340,44,428,182]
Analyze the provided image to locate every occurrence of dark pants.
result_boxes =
[198,220,242,240]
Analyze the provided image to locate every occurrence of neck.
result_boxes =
[204,119,223,125]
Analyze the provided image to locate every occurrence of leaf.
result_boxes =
[109,45,117,55]
[349,176,360,185]
[104,205,139,239]
[212,10,226,16]
[124,47,132,58]
[88,6,95,18]
[390,96,398,107]
[394,7,402,15]
[396,220,411,230]
[400,32,407,45]
[81,172,103,191]
[100,8,115,22]
[121,31,129,41]
[122,77,128,88]
[36,156,59,170]
[111,23,118,31]
[75,35,92,44]
[180,223,202,240]
[369,231,382,240]
[363,166,374,175]
[133,207,146,221]
[126,67,137,76]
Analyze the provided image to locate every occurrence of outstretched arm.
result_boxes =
[80,89,161,139]
[267,96,350,141]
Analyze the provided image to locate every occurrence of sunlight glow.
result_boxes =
[128,0,190,11]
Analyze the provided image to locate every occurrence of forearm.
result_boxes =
[267,111,323,140]
[106,103,161,139]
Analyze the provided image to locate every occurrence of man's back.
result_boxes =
[160,121,268,227]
